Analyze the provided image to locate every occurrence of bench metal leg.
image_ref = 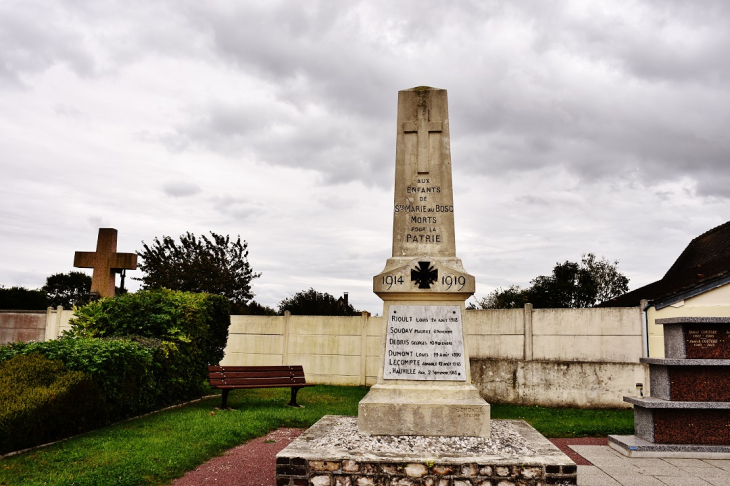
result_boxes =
[221,389,230,409]
[289,387,303,407]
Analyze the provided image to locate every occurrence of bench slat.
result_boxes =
[210,377,307,386]
[209,371,305,379]
[208,365,305,372]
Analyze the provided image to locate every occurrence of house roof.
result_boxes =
[598,221,730,308]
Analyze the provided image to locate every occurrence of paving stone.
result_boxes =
[604,475,667,486]
[663,458,715,468]
[654,476,712,486]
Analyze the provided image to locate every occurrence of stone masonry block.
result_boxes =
[432,465,455,476]
[342,460,359,472]
[405,464,429,477]
[391,478,418,486]
[495,466,511,477]
[520,467,542,479]
[380,464,399,475]
[460,464,478,476]
[478,465,493,476]
[310,461,341,472]
[310,475,331,486]
[454,480,472,486]
[333,476,351,486]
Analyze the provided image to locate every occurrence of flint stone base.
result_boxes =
[276,415,577,486]
[609,434,730,459]
[358,384,490,437]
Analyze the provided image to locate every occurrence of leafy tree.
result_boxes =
[0,286,49,310]
[237,300,277,316]
[471,253,629,309]
[42,271,92,308]
[278,288,359,316]
[136,232,260,309]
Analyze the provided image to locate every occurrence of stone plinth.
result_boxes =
[276,416,577,486]
[358,384,490,437]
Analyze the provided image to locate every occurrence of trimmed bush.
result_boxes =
[0,337,163,417]
[67,289,230,399]
[0,354,106,454]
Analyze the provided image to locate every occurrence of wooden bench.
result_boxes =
[207,365,315,409]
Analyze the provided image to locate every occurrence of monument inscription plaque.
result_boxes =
[384,305,466,381]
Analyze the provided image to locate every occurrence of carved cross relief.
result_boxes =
[403,103,443,174]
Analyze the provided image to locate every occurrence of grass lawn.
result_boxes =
[0,387,633,486]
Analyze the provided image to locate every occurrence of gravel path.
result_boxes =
[169,428,600,485]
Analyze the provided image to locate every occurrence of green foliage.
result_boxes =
[136,231,260,308]
[67,289,231,399]
[278,288,359,316]
[0,286,49,310]
[471,253,630,309]
[42,271,92,309]
[0,354,106,454]
[0,386,367,485]
[0,337,161,418]
[234,300,277,315]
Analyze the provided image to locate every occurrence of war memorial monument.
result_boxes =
[276,87,577,485]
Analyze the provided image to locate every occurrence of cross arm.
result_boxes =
[74,252,97,268]
[110,253,138,270]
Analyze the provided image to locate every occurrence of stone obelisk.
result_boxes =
[358,87,490,437]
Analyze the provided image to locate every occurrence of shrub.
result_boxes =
[0,337,162,417]
[67,289,231,399]
[0,354,106,454]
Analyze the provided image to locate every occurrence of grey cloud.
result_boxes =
[0,2,96,88]
[163,181,202,198]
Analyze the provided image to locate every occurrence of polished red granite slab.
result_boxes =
[684,326,730,359]
[653,409,730,444]
[669,367,730,401]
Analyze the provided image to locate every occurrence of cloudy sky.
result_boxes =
[2,1,729,314]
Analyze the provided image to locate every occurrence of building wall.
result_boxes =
[647,283,730,358]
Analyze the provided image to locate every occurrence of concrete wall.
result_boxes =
[0,307,73,344]
[6,305,646,408]
[222,312,384,386]
[647,283,730,358]
[221,306,645,407]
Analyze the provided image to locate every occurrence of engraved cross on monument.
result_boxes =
[403,103,442,174]
[359,87,490,437]
[74,228,137,298]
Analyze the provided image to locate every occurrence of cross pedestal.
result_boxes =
[74,228,137,298]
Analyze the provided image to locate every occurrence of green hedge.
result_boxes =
[67,289,231,399]
[0,337,161,418]
[0,354,106,454]
[0,289,231,454]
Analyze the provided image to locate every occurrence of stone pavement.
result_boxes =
[573,445,730,485]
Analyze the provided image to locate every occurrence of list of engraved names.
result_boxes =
[384,305,466,381]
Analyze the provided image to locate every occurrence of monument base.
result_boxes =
[358,383,490,437]
[609,434,730,459]
[276,415,577,486]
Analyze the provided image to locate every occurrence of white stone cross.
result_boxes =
[403,105,442,174]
